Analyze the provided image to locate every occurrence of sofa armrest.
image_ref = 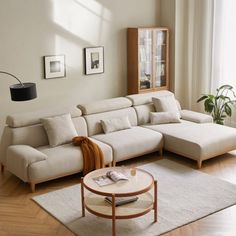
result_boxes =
[6,145,47,182]
[180,110,213,123]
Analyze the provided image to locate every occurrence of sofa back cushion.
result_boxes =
[134,104,156,125]
[152,95,180,118]
[41,113,78,147]
[2,116,87,147]
[84,108,137,136]
[78,97,132,115]
[126,90,174,106]
[150,112,181,124]
[0,107,87,165]
[101,116,132,134]
[127,90,181,125]
[78,97,137,136]
[6,107,82,128]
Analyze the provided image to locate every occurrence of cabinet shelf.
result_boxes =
[127,27,169,94]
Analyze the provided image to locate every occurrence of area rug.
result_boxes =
[32,160,236,236]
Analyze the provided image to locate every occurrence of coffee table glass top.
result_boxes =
[83,167,154,196]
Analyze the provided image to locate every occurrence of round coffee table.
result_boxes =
[81,167,157,236]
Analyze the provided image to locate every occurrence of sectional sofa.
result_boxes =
[1,90,236,192]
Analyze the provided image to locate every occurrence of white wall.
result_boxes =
[0,0,160,136]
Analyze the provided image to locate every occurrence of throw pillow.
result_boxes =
[41,113,78,147]
[150,112,181,125]
[152,95,180,117]
[101,116,132,134]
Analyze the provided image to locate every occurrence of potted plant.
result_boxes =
[197,85,236,125]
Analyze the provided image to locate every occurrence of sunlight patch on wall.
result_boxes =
[55,35,82,69]
[52,0,112,45]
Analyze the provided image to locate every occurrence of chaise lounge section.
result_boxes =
[127,91,236,168]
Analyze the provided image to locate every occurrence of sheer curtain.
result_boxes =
[174,0,214,111]
[211,0,236,90]
[174,0,236,123]
[211,0,236,125]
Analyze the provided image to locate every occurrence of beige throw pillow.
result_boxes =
[101,116,132,134]
[150,112,181,125]
[41,113,78,147]
[152,95,180,117]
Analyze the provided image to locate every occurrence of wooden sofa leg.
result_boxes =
[112,160,116,167]
[159,148,163,157]
[1,163,4,173]
[197,160,202,169]
[30,183,35,193]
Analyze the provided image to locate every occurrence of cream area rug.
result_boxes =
[32,160,236,236]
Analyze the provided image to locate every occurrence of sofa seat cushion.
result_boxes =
[92,126,163,163]
[143,121,236,161]
[29,139,112,183]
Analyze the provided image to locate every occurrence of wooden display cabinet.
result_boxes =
[127,27,169,94]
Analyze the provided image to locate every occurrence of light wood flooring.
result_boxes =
[1,151,236,236]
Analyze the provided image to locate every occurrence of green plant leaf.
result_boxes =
[224,104,232,116]
[214,118,224,125]
[217,95,228,100]
[197,95,208,103]
[198,84,236,124]
[219,84,233,90]
[204,99,214,113]
[222,96,231,101]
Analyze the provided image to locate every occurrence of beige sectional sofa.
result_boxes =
[1,90,236,192]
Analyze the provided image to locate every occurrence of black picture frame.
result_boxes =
[84,46,104,75]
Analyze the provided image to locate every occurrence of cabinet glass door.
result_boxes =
[138,30,153,90]
[153,30,167,88]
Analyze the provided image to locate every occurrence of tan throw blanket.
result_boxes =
[72,136,104,175]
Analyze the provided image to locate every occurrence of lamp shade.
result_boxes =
[10,83,37,101]
[0,71,37,101]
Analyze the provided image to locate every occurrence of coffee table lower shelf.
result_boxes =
[84,192,154,219]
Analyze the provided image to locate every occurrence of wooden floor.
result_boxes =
[1,151,236,236]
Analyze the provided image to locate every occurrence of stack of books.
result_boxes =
[105,196,138,207]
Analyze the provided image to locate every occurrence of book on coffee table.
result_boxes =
[93,171,129,187]
[105,196,138,207]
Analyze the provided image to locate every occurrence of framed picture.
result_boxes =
[84,46,104,75]
[44,55,66,79]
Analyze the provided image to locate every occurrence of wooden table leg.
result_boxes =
[1,163,4,173]
[154,180,158,222]
[112,194,116,236]
[81,178,85,217]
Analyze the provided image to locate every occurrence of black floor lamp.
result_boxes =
[0,71,37,101]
